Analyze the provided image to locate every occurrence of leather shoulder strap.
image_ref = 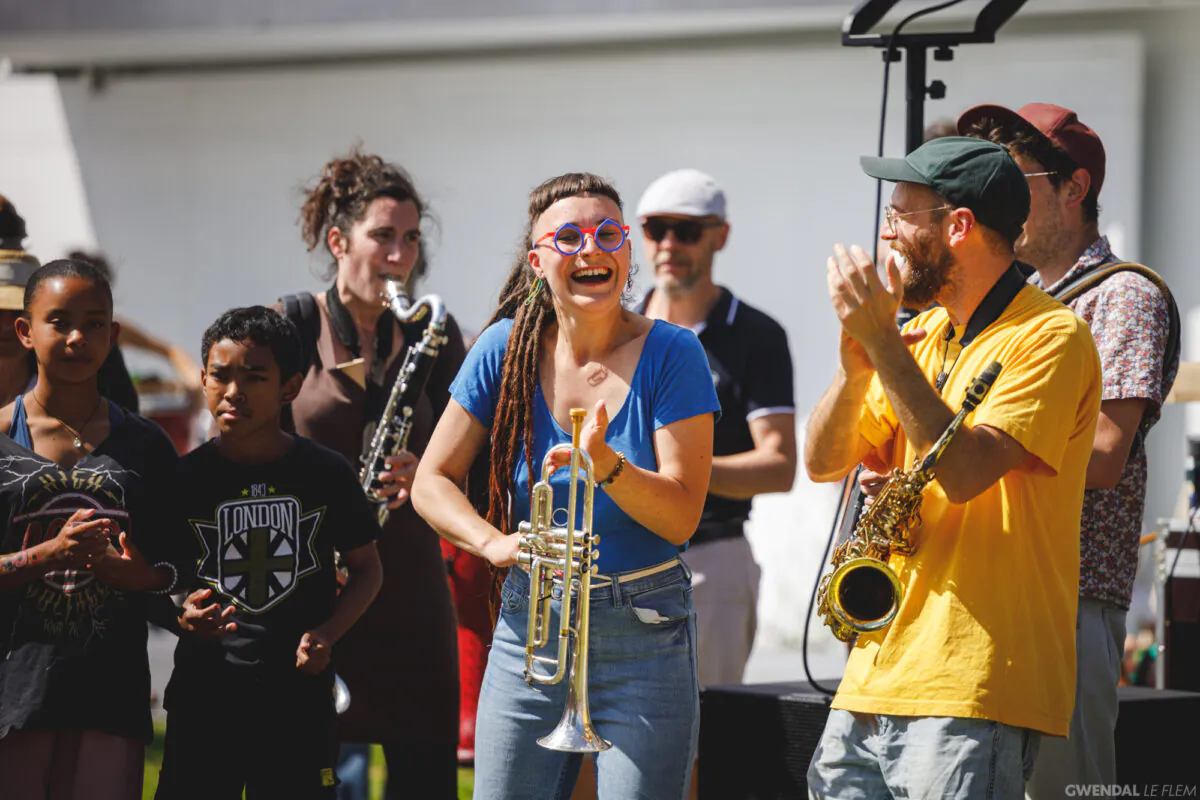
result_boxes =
[1053,262,1180,430]
[280,291,321,372]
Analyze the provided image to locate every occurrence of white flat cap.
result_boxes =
[635,168,726,220]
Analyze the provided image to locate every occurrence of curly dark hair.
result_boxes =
[963,116,1100,223]
[201,306,305,381]
[299,145,432,290]
[24,259,113,315]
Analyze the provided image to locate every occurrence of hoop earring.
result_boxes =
[524,277,545,306]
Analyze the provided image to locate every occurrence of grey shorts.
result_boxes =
[808,710,1040,800]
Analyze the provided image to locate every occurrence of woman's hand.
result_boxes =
[481,533,520,569]
[46,509,115,568]
[179,588,238,639]
[545,400,618,480]
[376,451,419,509]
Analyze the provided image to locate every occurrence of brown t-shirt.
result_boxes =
[279,292,466,744]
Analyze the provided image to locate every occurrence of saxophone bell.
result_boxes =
[824,557,904,639]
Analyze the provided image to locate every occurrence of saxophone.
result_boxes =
[359,278,449,527]
[334,280,447,716]
[816,360,1002,642]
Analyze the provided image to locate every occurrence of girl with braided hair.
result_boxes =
[413,173,720,798]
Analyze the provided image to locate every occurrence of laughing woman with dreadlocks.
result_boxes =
[412,173,720,799]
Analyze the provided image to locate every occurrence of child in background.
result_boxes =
[155,306,383,799]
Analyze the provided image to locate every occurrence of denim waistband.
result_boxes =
[505,558,691,607]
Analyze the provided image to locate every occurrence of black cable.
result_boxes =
[870,0,969,245]
[1165,509,1197,596]
[801,473,857,696]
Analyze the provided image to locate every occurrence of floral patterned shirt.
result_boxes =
[1031,236,1179,607]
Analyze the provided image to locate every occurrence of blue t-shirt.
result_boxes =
[450,317,721,574]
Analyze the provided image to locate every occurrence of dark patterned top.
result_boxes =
[1032,236,1179,607]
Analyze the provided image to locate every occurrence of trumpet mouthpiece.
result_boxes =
[570,408,586,447]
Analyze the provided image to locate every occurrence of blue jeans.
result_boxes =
[474,561,699,800]
[807,710,1040,799]
[335,743,369,800]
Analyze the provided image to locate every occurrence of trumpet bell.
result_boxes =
[537,701,612,753]
[828,557,903,634]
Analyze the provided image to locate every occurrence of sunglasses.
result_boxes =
[641,217,722,244]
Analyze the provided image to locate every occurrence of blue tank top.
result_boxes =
[7,394,124,451]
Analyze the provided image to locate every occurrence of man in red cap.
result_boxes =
[960,103,1179,796]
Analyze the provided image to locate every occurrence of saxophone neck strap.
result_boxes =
[934,262,1026,392]
[324,284,394,391]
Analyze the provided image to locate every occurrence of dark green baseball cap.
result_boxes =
[860,136,1030,242]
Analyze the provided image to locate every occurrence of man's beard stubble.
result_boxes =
[895,231,956,310]
[655,253,707,299]
[1014,205,1071,271]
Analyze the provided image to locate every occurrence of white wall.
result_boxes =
[0,75,95,260]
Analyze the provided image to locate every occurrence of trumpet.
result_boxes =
[517,408,611,753]
[817,361,1002,641]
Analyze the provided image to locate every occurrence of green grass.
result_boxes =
[143,721,474,799]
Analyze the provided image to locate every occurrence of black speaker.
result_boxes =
[699,681,1200,798]
[1163,528,1200,691]
[1113,686,1200,784]
[698,681,832,799]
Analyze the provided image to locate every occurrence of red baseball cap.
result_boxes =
[957,103,1106,196]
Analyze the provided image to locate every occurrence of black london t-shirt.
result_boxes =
[0,409,183,742]
[170,436,380,680]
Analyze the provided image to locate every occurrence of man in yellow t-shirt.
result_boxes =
[804,137,1102,799]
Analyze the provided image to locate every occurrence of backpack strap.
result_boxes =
[1051,262,1181,431]
[280,291,321,373]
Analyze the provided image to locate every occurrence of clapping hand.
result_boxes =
[48,509,114,568]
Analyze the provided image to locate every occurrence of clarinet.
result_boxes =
[359,278,449,526]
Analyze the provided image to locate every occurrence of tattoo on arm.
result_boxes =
[0,549,40,574]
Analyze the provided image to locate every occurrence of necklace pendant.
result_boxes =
[73,436,83,449]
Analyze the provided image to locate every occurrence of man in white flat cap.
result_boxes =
[636,169,797,689]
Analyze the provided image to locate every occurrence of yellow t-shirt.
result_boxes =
[833,283,1102,737]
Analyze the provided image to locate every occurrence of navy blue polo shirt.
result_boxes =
[639,286,794,538]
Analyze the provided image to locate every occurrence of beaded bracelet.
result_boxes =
[597,451,626,488]
[151,562,179,595]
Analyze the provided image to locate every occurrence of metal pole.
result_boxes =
[904,45,927,154]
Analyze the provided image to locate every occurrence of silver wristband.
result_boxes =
[150,562,178,595]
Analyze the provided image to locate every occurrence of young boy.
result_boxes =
[155,306,383,799]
